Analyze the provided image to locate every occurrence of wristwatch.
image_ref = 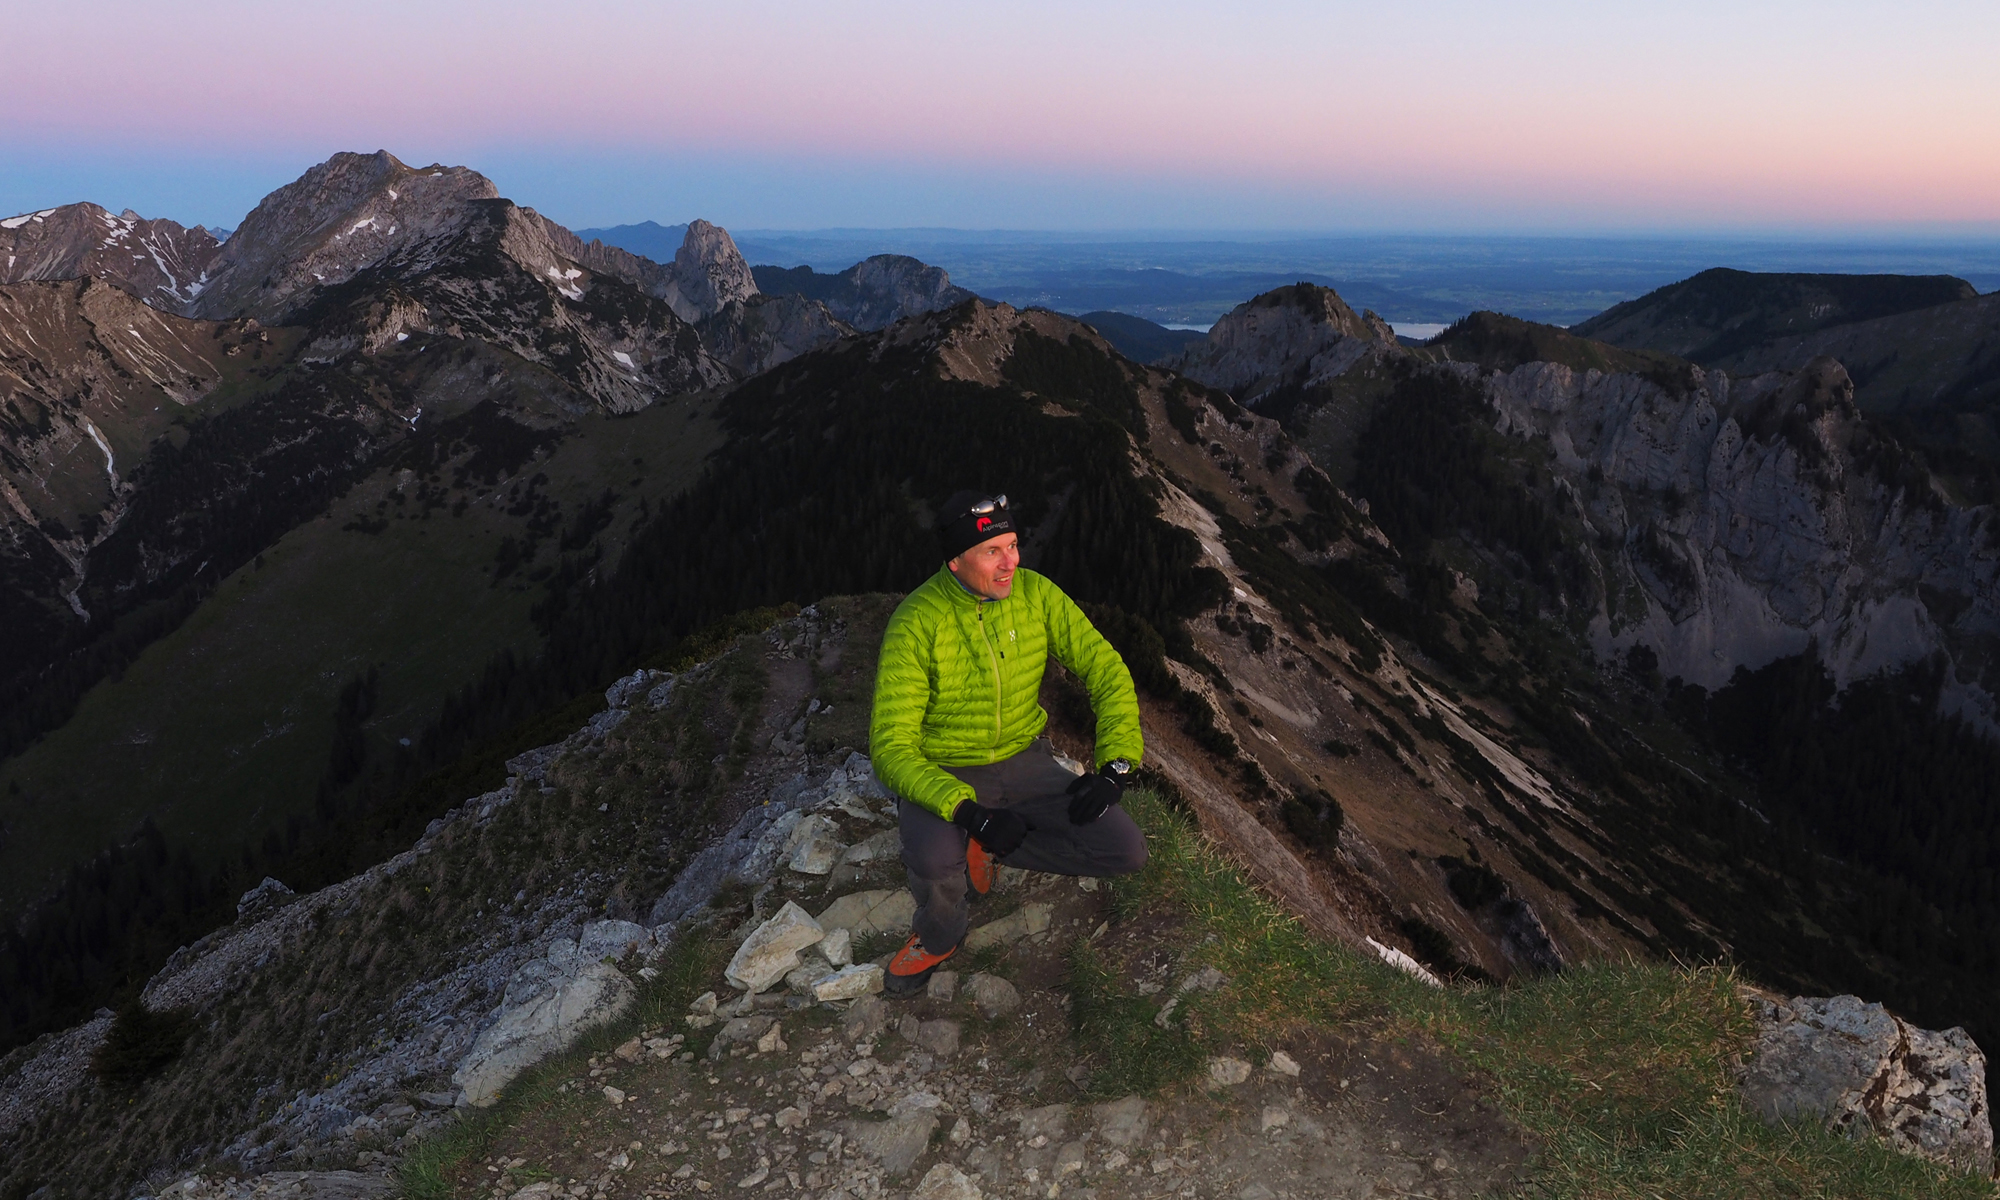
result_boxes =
[1105,758,1133,780]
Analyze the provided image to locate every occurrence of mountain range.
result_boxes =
[3,148,2000,1194]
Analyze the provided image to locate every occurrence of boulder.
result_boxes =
[912,1162,983,1200]
[1739,994,1992,1173]
[1206,1056,1252,1087]
[812,964,885,1001]
[788,832,843,876]
[453,961,635,1106]
[820,927,854,966]
[724,902,825,993]
[915,1018,962,1058]
[784,951,837,995]
[235,877,295,923]
[965,973,1021,1020]
[1093,1095,1150,1147]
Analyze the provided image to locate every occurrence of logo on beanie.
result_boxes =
[976,517,993,533]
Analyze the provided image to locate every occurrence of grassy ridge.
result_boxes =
[1107,789,1993,1199]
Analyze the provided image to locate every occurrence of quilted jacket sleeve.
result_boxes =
[1041,578,1145,769]
[869,596,978,820]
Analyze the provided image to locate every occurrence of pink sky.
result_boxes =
[6,0,1998,231]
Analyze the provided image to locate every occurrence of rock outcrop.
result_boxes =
[1740,993,1991,1173]
[751,254,977,331]
[0,202,223,308]
[660,219,759,324]
[697,293,856,376]
[1485,353,2000,703]
[1166,281,1398,409]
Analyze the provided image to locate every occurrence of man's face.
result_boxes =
[949,532,1020,601]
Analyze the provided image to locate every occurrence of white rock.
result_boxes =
[724,902,825,993]
[689,990,718,1016]
[1267,1050,1301,1076]
[815,889,916,936]
[453,961,636,1106]
[1206,1056,1252,1087]
[755,1023,787,1053]
[603,1085,627,1104]
[785,812,837,855]
[789,834,843,876]
[1740,994,1993,1173]
[785,951,836,995]
[820,927,853,967]
[1260,1105,1290,1132]
[813,963,886,1001]
[912,1161,982,1200]
[1365,936,1444,988]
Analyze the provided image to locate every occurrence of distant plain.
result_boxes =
[725,231,2000,331]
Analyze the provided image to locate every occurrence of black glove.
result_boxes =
[1065,764,1128,825]
[953,800,1032,856]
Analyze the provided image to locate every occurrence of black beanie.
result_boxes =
[937,490,1016,560]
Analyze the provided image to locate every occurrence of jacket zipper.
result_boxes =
[978,604,1003,744]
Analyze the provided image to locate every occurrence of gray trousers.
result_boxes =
[900,737,1148,955]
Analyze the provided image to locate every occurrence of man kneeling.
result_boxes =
[868,491,1148,995]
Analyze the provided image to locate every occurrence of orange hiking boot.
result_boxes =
[884,931,957,996]
[965,835,995,897]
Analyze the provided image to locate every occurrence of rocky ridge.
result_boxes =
[751,256,978,332]
[1172,282,2000,718]
[0,203,223,308]
[1,599,1982,1199]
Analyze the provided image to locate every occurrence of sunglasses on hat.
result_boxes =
[967,495,1007,515]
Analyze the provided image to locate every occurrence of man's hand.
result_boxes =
[1065,766,1126,826]
[953,800,1032,856]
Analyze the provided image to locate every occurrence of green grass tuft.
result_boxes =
[1064,940,1204,1098]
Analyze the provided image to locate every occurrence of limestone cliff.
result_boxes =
[1486,354,2000,707]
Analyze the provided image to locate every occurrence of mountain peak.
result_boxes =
[665,219,758,321]
[0,201,222,307]
[1167,281,1397,410]
[188,150,499,322]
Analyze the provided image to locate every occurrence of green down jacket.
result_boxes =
[869,566,1143,819]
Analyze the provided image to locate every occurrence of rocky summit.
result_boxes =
[2,604,1985,1199]
[6,149,2000,1199]
[0,202,223,308]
